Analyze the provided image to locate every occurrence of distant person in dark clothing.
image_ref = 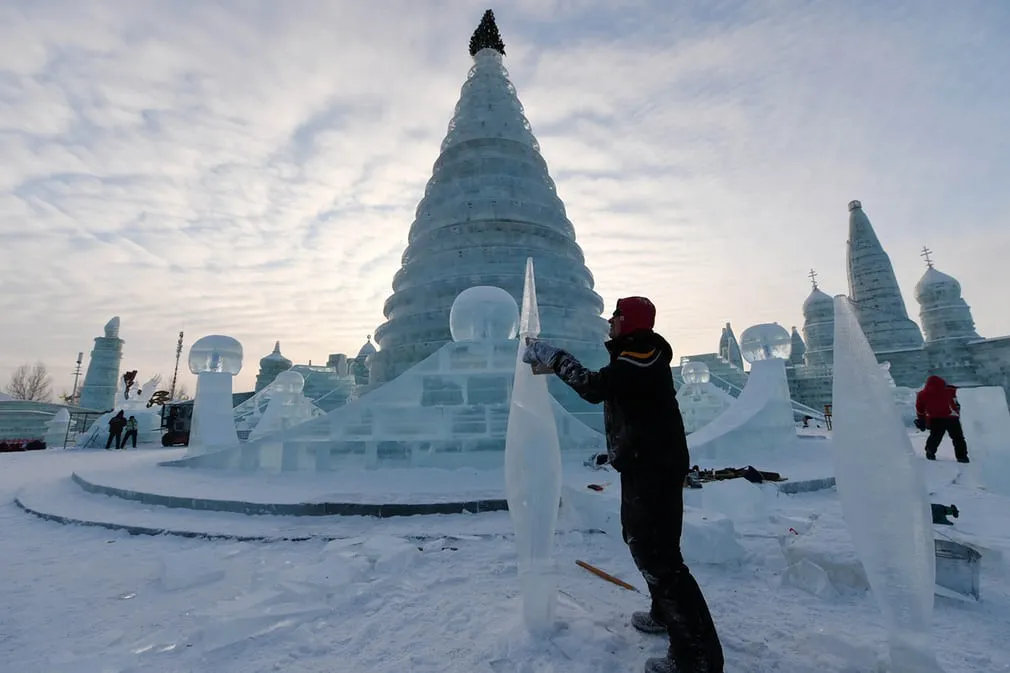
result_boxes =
[106,410,127,450]
[523,296,723,673]
[123,415,139,449]
[915,375,970,463]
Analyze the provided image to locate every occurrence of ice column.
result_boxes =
[188,335,243,456]
[831,296,944,673]
[504,257,563,632]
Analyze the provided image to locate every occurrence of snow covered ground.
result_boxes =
[2,436,1009,673]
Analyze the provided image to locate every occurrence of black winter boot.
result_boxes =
[644,655,678,672]
[631,611,667,635]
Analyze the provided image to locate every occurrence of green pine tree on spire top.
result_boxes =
[469,9,506,57]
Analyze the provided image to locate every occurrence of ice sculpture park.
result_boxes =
[20,269,1008,670]
[7,9,1010,673]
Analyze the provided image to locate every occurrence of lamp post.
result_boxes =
[70,352,83,405]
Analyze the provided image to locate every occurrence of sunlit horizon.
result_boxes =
[2,0,1008,396]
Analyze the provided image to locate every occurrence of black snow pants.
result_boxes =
[122,430,138,448]
[925,417,969,462]
[106,429,122,450]
[621,468,724,672]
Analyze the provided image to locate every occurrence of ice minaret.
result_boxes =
[801,272,835,368]
[914,252,980,344]
[78,317,125,411]
[718,322,744,370]
[788,326,806,366]
[845,200,924,352]
[255,341,293,392]
[370,9,608,391]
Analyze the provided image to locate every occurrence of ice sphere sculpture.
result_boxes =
[831,296,944,673]
[273,370,303,394]
[681,361,710,385]
[679,379,734,434]
[449,286,520,342]
[739,323,792,363]
[504,258,563,632]
[189,335,243,375]
[958,387,1010,497]
[188,335,243,455]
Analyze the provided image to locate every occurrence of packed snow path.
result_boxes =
[2,448,1009,672]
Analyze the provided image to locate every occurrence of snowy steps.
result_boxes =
[71,470,510,517]
[15,475,620,543]
[15,476,521,541]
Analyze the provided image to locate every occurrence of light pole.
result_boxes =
[70,352,83,405]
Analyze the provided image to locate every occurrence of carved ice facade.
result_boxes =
[174,287,604,472]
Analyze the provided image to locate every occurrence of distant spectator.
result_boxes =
[106,410,127,450]
[123,415,139,449]
[915,375,969,463]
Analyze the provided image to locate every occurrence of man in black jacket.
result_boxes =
[523,296,723,673]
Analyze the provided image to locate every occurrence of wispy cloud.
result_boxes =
[1,0,1008,393]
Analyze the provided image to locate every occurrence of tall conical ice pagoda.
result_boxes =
[845,200,924,353]
[370,10,609,400]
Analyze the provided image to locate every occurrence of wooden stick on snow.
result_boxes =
[576,560,640,593]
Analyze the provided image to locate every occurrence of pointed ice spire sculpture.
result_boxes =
[504,257,563,632]
[831,296,944,673]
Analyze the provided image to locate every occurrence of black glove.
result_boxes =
[914,417,927,432]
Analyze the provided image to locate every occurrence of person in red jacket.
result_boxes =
[915,375,969,463]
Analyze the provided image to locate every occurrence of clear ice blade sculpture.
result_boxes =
[504,257,563,632]
[831,296,944,673]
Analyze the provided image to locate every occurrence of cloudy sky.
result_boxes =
[2,0,1008,395]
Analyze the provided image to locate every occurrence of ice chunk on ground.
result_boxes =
[681,509,746,565]
[782,558,839,599]
[359,535,422,573]
[699,478,771,524]
[279,558,368,594]
[192,588,333,654]
[779,514,869,592]
[560,483,619,534]
[321,535,370,553]
[196,605,333,654]
[158,547,226,591]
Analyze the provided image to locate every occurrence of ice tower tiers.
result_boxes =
[78,317,125,412]
[845,200,924,353]
[370,10,609,395]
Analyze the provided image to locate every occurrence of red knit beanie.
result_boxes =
[612,296,656,334]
